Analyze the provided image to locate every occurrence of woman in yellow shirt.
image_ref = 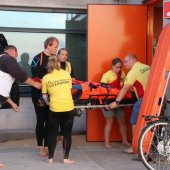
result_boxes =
[42,56,74,164]
[56,48,75,141]
[101,58,130,148]
[57,48,74,77]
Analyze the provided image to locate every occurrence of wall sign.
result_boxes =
[163,0,170,18]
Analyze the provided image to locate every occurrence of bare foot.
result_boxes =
[64,159,75,164]
[122,141,131,147]
[44,147,49,155]
[60,136,64,143]
[39,147,48,157]
[123,147,133,154]
[48,159,53,164]
[105,143,112,149]
[56,136,61,142]
[0,163,6,168]
[57,136,64,143]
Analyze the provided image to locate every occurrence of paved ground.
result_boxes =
[0,135,146,170]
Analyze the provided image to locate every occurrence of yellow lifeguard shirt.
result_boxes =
[124,62,150,99]
[65,61,72,74]
[101,70,126,87]
[42,69,74,112]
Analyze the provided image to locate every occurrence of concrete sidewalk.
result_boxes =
[0,135,146,170]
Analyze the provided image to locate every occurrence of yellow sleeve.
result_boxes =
[66,61,71,74]
[41,76,48,94]
[101,73,108,83]
[69,75,72,89]
[121,71,126,81]
[124,68,138,85]
[120,71,126,86]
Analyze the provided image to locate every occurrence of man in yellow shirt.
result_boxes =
[110,53,150,153]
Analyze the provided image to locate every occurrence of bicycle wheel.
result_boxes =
[138,120,170,170]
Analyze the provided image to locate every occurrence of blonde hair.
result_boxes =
[47,55,60,73]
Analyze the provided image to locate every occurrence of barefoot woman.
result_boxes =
[42,56,75,164]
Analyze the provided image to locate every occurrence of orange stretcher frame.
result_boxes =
[132,23,170,154]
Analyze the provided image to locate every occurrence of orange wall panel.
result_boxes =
[87,5,147,141]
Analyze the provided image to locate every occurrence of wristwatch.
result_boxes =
[114,100,120,105]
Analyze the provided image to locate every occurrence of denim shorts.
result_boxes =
[130,97,143,125]
[102,108,124,118]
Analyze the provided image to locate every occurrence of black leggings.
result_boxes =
[32,88,48,147]
[48,110,74,159]
[34,105,48,147]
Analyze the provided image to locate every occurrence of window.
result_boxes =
[0,10,87,96]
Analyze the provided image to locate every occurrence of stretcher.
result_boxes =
[74,103,134,109]
[71,79,136,117]
[74,104,134,117]
[132,23,170,154]
[32,77,136,114]
[72,79,136,107]
[0,76,136,110]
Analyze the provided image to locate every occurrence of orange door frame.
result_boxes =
[146,0,162,65]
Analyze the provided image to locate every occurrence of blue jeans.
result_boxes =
[72,84,82,90]
[130,97,143,125]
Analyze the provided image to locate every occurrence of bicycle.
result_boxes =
[138,115,170,170]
